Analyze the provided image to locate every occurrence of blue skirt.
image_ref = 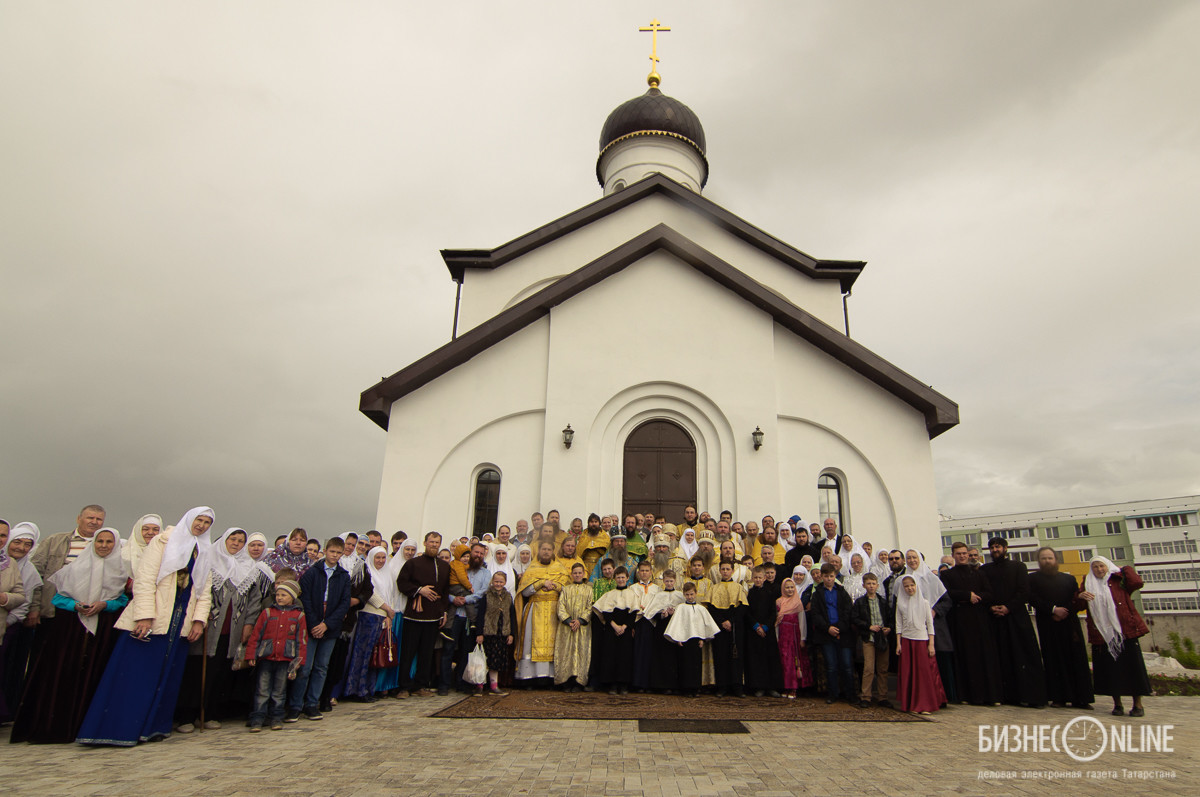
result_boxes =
[374,614,406,692]
[76,584,192,746]
[343,613,384,698]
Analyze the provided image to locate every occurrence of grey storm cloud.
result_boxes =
[2,1,1197,539]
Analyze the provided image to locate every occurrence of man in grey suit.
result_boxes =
[29,504,106,625]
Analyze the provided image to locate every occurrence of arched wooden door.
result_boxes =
[622,420,696,522]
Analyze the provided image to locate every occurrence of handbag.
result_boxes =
[370,623,398,669]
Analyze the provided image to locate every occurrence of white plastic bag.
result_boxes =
[463,645,488,685]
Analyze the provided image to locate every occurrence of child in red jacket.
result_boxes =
[246,581,308,731]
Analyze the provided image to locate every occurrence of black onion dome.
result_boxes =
[597,88,708,186]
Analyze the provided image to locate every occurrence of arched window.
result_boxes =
[817,473,845,532]
[472,468,501,538]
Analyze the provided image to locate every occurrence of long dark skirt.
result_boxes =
[936,651,959,704]
[482,634,512,672]
[2,623,37,723]
[1092,638,1151,697]
[76,582,194,746]
[10,611,120,743]
[175,633,238,724]
[342,613,384,698]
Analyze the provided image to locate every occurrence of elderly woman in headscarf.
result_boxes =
[1,522,41,720]
[11,527,129,743]
[174,527,264,732]
[374,541,417,697]
[121,514,162,580]
[0,519,28,721]
[844,553,869,601]
[76,507,216,746]
[1080,556,1151,717]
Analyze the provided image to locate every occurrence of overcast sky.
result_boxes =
[2,1,1197,539]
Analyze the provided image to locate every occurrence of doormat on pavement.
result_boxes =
[430,691,927,722]
[638,719,749,733]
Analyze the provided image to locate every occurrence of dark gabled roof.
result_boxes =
[440,173,865,293]
[363,225,958,438]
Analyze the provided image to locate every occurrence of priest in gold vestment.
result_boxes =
[514,542,569,681]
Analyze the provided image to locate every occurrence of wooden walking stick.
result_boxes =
[198,623,208,732]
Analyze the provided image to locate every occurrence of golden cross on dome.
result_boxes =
[638,18,671,88]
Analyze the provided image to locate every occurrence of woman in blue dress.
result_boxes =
[76,507,215,746]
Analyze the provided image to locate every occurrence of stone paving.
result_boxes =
[0,694,1194,796]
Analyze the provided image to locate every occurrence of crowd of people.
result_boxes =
[0,503,1153,745]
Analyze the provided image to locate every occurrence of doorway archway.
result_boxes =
[622,420,697,522]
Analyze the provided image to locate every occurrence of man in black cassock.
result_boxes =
[783,526,821,574]
[939,542,1003,705]
[980,537,1047,707]
[1028,546,1094,709]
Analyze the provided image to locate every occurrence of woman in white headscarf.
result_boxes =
[11,528,130,742]
[77,507,216,746]
[122,514,163,579]
[792,563,815,610]
[343,547,403,701]
[176,527,266,732]
[677,528,699,562]
[1081,556,1151,716]
[894,574,946,714]
[1,521,42,720]
[338,532,365,583]
[844,553,869,601]
[837,535,867,578]
[513,544,533,580]
[488,544,517,599]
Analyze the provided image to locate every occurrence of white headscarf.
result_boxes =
[791,564,814,600]
[48,528,130,634]
[844,553,868,601]
[157,506,216,588]
[678,528,699,561]
[776,522,795,552]
[338,533,365,581]
[896,573,932,633]
[366,546,403,611]
[513,544,532,578]
[246,532,269,561]
[488,545,517,598]
[838,536,867,576]
[4,522,43,625]
[122,513,162,576]
[1084,556,1124,661]
[904,549,947,606]
[868,545,890,580]
[210,527,259,596]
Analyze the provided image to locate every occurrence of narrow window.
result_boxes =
[472,468,501,538]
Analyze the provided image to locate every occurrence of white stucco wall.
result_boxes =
[375,319,550,536]
[456,190,847,336]
[599,136,706,194]
[376,245,945,560]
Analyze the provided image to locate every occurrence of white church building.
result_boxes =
[360,77,959,554]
